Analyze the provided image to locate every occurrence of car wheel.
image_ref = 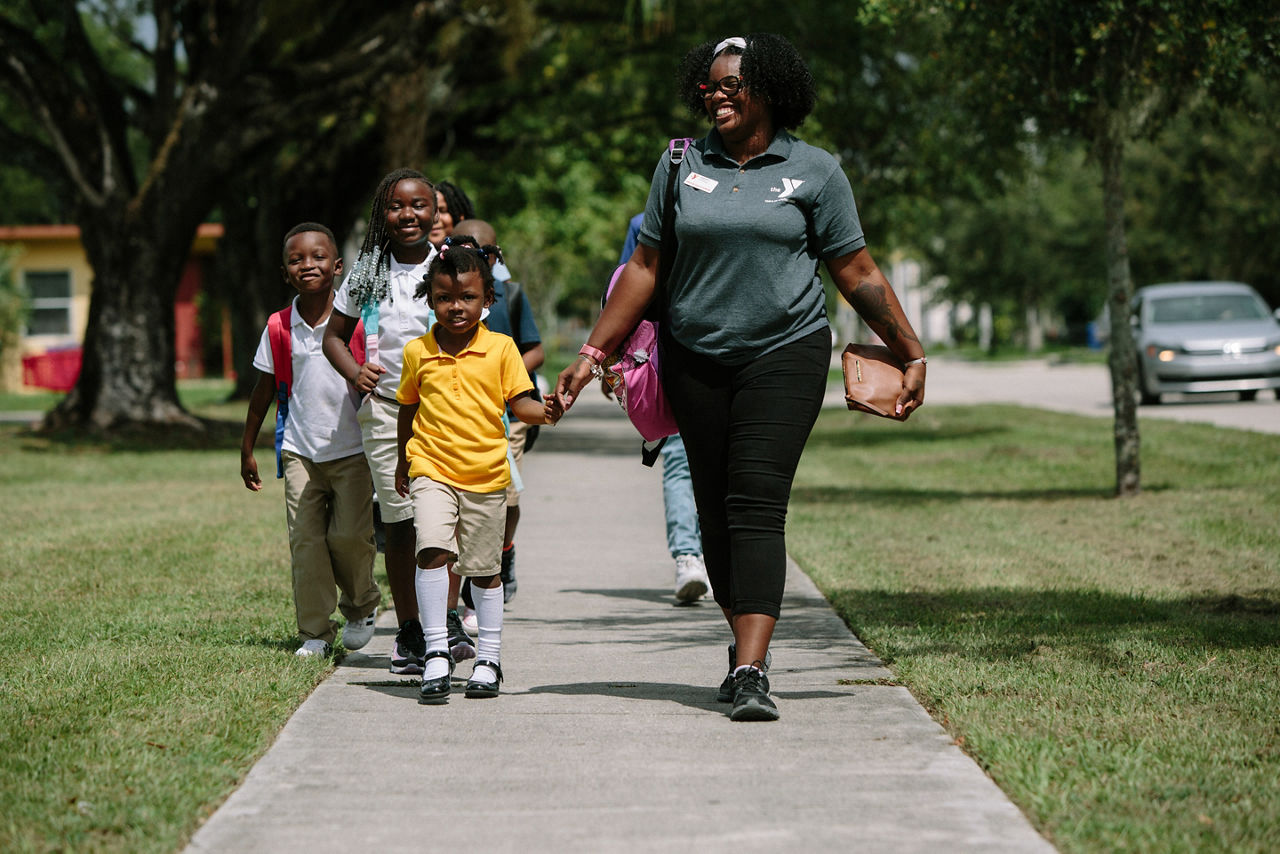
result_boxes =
[1240,390,1258,402]
[1136,361,1160,406]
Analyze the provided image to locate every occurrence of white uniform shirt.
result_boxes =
[332,253,436,399]
[253,297,364,463]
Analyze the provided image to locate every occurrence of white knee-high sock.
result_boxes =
[416,567,450,678]
[472,583,504,684]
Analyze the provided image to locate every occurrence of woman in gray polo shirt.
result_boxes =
[557,33,926,722]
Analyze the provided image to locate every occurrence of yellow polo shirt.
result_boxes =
[397,324,534,492]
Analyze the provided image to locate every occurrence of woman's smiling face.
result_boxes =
[704,53,770,143]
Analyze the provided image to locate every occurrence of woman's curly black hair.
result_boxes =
[677,33,816,131]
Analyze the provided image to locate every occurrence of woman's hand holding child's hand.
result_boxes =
[554,357,597,412]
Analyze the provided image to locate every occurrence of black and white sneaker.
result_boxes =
[391,618,426,675]
[717,643,772,703]
[447,609,476,661]
[728,665,779,722]
[500,544,517,603]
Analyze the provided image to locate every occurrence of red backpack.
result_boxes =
[266,306,365,478]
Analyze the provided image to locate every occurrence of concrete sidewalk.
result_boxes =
[186,390,1053,854]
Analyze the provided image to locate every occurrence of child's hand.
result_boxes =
[395,460,411,497]
[543,394,564,425]
[241,453,263,491]
[353,362,386,395]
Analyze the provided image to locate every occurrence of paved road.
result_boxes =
[825,356,1279,434]
[5,357,1273,432]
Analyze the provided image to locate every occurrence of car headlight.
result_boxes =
[1145,344,1179,362]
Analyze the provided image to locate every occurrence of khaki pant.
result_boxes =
[283,451,381,643]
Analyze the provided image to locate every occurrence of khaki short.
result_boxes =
[410,477,506,577]
[357,394,414,524]
[506,420,529,505]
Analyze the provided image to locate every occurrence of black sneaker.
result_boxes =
[500,544,517,603]
[717,643,772,703]
[728,665,778,722]
[447,608,476,661]
[391,618,426,675]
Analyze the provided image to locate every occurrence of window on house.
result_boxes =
[24,271,72,336]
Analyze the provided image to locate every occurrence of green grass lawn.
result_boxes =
[789,404,1280,853]
[1,383,1276,852]
[0,381,335,852]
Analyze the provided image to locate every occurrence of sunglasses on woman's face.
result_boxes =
[698,75,744,98]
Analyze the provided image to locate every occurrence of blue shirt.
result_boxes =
[620,213,644,264]
[639,130,865,363]
[484,274,541,352]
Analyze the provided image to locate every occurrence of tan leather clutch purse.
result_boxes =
[842,343,910,421]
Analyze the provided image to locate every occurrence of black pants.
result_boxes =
[661,327,829,618]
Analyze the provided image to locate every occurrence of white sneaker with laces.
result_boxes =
[342,607,377,650]
[674,554,710,603]
[295,639,331,657]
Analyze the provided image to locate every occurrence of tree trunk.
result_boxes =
[44,211,201,432]
[1098,121,1141,496]
[1025,300,1044,353]
[216,195,290,401]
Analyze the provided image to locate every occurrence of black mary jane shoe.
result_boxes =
[417,650,456,705]
[464,659,504,699]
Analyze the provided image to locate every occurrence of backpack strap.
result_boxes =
[650,138,692,320]
[504,280,524,349]
[266,306,292,479]
[350,318,367,366]
[640,436,667,467]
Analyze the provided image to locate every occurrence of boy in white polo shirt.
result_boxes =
[240,222,381,657]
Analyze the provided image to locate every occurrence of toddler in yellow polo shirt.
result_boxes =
[394,241,560,704]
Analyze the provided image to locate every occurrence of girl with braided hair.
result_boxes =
[323,168,439,675]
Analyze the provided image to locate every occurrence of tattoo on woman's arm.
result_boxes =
[851,280,920,345]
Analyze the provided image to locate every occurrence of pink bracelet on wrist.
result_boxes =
[578,344,607,364]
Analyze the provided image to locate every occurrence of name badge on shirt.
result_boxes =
[683,172,719,193]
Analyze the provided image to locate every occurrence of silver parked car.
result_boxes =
[1132,281,1280,404]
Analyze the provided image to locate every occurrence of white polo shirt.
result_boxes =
[253,297,364,463]
[332,253,436,399]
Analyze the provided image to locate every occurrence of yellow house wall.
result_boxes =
[1,224,222,392]
[2,235,93,391]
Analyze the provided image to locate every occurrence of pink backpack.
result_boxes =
[600,138,692,450]
[602,264,678,443]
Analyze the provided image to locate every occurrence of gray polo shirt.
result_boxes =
[638,129,865,364]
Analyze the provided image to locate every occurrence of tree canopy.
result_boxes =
[3,0,1278,454]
